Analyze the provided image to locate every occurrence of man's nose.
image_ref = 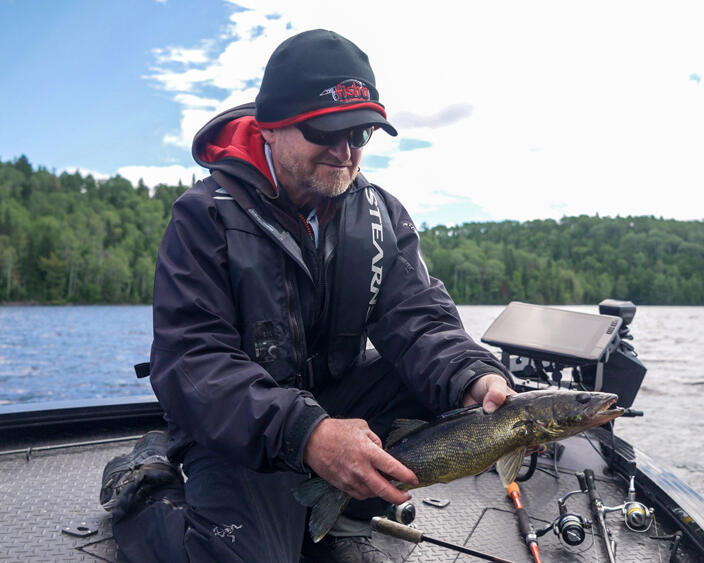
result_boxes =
[327,134,352,161]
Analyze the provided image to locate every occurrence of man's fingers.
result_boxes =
[370,447,418,487]
[366,471,412,505]
[366,430,383,448]
[303,418,418,503]
[478,374,515,413]
[483,387,510,413]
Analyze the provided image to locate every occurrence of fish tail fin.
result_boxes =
[293,477,350,542]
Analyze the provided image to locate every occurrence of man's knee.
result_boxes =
[183,445,307,562]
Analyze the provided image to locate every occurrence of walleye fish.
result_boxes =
[294,389,623,542]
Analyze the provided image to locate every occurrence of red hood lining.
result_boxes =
[198,116,276,190]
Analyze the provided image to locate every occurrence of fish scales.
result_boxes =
[294,389,624,542]
[388,403,540,488]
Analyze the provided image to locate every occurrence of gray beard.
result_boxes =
[275,151,359,202]
[307,171,356,198]
[293,165,358,199]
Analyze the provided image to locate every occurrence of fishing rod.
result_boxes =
[370,517,515,563]
[584,468,617,563]
[583,468,654,562]
[506,481,543,563]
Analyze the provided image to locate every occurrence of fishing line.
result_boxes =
[582,431,613,467]
[533,465,560,480]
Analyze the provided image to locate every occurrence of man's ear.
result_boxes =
[260,128,276,144]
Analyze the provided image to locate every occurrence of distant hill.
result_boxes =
[419,217,704,305]
[1,156,702,305]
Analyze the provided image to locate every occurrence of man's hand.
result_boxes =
[463,373,515,412]
[465,374,541,455]
[303,418,418,504]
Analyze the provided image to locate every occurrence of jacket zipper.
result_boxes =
[298,212,314,243]
[284,273,306,388]
[320,238,336,324]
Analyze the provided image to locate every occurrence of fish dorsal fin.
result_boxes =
[436,403,483,421]
[385,419,429,448]
[386,404,484,448]
[496,447,527,487]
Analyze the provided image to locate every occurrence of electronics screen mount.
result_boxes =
[481,302,622,366]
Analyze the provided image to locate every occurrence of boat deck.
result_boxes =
[0,416,696,562]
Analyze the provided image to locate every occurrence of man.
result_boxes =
[101,29,514,562]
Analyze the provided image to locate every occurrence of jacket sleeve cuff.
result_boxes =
[281,396,329,473]
[451,361,515,409]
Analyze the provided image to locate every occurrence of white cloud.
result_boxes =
[61,165,207,191]
[61,166,110,181]
[392,105,474,129]
[172,94,221,109]
[117,164,206,188]
[142,0,704,223]
[153,46,211,65]
[145,66,215,93]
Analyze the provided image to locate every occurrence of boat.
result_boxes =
[1,299,703,562]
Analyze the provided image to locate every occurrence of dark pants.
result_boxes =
[113,352,433,563]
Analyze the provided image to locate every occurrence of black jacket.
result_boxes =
[149,103,512,474]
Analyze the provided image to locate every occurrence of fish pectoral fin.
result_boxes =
[386,419,429,447]
[496,447,527,487]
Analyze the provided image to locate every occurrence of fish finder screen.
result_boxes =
[481,302,622,363]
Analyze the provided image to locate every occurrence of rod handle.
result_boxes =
[584,468,599,505]
[576,471,588,492]
[371,517,423,543]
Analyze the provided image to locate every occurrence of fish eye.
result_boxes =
[576,392,591,404]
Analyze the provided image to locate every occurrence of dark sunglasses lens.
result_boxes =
[349,126,373,149]
[297,124,338,146]
[297,123,373,148]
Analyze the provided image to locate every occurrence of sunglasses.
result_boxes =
[295,121,374,149]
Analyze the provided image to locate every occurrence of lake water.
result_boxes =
[0,305,154,403]
[1,304,702,496]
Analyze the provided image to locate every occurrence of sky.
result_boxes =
[1,0,703,226]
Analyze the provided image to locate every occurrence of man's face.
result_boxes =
[262,124,363,203]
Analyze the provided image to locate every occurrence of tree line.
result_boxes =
[0,156,187,304]
[418,216,704,305]
[1,156,702,305]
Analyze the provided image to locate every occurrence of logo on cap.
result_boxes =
[320,79,371,104]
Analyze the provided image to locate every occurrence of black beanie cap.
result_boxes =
[255,29,397,136]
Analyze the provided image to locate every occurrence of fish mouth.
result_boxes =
[589,394,625,425]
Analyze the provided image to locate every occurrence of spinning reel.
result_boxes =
[536,476,593,547]
[537,471,654,550]
[604,475,654,533]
